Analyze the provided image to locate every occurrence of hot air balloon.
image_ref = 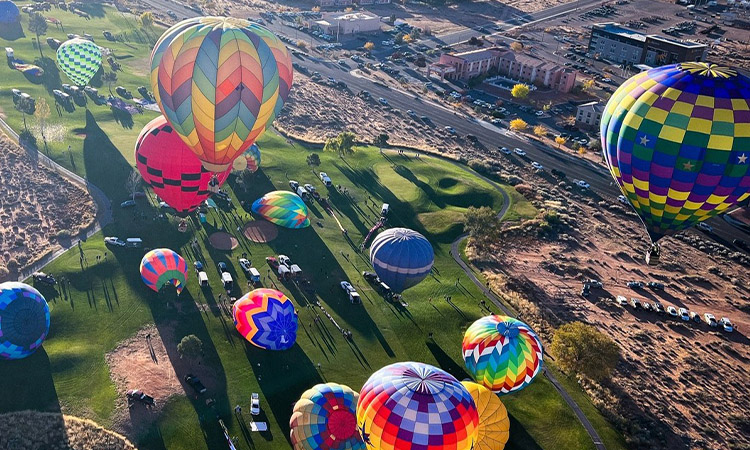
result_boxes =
[0,1,20,24]
[463,315,543,395]
[601,62,750,264]
[232,143,261,173]
[369,228,433,293]
[150,17,293,172]
[232,288,298,350]
[56,38,102,86]
[290,383,365,450]
[356,362,479,450]
[0,282,50,360]
[139,249,188,295]
[135,116,231,216]
[461,382,510,450]
[251,191,310,229]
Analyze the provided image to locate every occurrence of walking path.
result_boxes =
[0,117,113,281]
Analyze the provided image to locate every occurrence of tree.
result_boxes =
[511,83,530,99]
[375,133,389,152]
[140,11,154,28]
[402,34,413,43]
[533,125,546,138]
[306,153,320,172]
[125,169,142,201]
[510,41,523,52]
[28,13,48,58]
[296,40,307,50]
[409,29,421,41]
[323,137,339,156]
[389,14,396,24]
[582,79,596,92]
[15,96,36,131]
[34,98,50,154]
[312,5,320,12]
[364,42,375,52]
[509,118,528,131]
[464,206,498,242]
[177,334,204,364]
[394,32,405,44]
[549,322,619,382]
[588,139,602,153]
[102,71,118,95]
[554,136,567,149]
[542,102,552,111]
[324,131,356,158]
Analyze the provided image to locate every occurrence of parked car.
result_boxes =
[719,317,734,332]
[647,281,664,290]
[617,195,628,205]
[319,172,332,186]
[104,236,126,247]
[217,262,229,273]
[278,255,291,267]
[616,295,628,306]
[127,389,155,408]
[653,302,666,314]
[678,308,690,321]
[120,199,136,208]
[32,272,57,285]
[265,256,280,270]
[514,148,526,156]
[238,258,252,275]
[642,302,653,312]
[583,279,603,289]
[500,147,511,154]
[531,161,544,170]
[251,392,260,415]
[289,180,299,191]
[627,281,644,289]
[696,222,713,233]
[184,374,207,394]
[194,261,208,286]
[630,297,642,309]
[362,271,379,283]
[115,86,132,99]
[704,313,718,327]
[378,97,389,105]
[689,311,701,323]
[576,180,590,189]
[444,126,457,135]
[667,305,679,317]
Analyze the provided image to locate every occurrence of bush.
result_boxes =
[468,159,492,174]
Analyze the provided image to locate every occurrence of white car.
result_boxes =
[667,305,679,317]
[251,392,260,415]
[535,110,544,116]
[319,172,332,186]
[340,281,355,293]
[514,148,526,156]
[499,147,511,154]
[238,258,252,274]
[678,308,690,321]
[104,237,126,247]
[531,162,544,170]
[576,180,590,189]
[444,126,457,135]
[696,222,713,233]
[616,295,628,306]
[719,317,734,332]
[704,313,718,327]
[278,255,291,267]
[617,195,628,205]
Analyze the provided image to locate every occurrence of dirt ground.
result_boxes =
[0,135,97,280]
[467,164,750,450]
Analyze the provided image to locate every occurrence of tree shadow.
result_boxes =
[78,2,106,17]
[0,348,61,414]
[33,56,61,94]
[111,105,135,129]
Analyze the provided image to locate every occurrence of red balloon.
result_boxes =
[135,116,231,216]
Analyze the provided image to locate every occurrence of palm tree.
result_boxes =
[102,71,118,96]
[27,13,48,59]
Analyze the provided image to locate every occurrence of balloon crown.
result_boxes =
[678,62,737,78]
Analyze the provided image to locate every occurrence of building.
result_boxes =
[429,47,577,92]
[313,11,381,35]
[357,0,391,4]
[575,101,605,129]
[588,22,707,65]
[317,0,353,7]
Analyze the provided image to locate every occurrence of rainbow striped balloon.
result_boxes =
[357,362,479,450]
[462,316,543,395]
[602,62,750,242]
[251,191,310,229]
[139,249,188,295]
[232,143,261,173]
[290,383,365,450]
[232,288,298,351]
[150,17,293,172]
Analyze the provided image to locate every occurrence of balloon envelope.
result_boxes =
[461,382,510,450]
[150,17,292,172]
[56,38,102,86]
[357,362,479,450]
[139,249,188,295]
[369,228,433,293]
[462,315,543,395]
[251,191,310,229]
[135,116,230,216]
[0,282,50,360]
[601,62,750,242]
[233,288,298,350]
[232,143,261,173]
[290,383,365,450]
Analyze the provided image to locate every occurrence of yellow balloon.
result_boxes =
[461,381,510,450]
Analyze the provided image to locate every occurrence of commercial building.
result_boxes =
[429,47,577,92]
[588,22,707,65]
[313,11,381,35]
[575,101,605,129]
[317,0,389,5]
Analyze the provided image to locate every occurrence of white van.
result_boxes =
[381,203,389,217]
[125,238,143,248]
[221,272,233,289]
[249,268,261,283]
[198,271,209,287]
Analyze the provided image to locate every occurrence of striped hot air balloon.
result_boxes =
[232,143,261,173]
[139,249,188,295]
[0,282,50,360]
[356,362,479,450]
[369,228,433,293]
[232,288,298,351]
[251,191,310,229]
[461,382,510,450]
[290,383,365,450]
[136,116,231,216]
[462,315,543,395]
[150,17,293,172]
[56,38,102,86]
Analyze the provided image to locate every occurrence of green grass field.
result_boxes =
[0,3,627,450]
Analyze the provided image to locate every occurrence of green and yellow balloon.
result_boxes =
[56,38,102,86]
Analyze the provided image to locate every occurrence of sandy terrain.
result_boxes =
[0,134,97,280]
[466,164,750,450]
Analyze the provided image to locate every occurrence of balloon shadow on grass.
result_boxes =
[0,348,61,414]
[80,110,133,201]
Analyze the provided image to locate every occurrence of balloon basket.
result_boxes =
[178,220,188,233]
[645,245,660,266]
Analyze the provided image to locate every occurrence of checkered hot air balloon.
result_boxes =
[232,143,261,173]
[251,191,310,229]
[135,116,231,216]
[356,362,479,450]
[461,382,510,450]
[56,38,102,86]
[290,383,365,450]
[369,228,433,293]
[232,288,298,351]
[0,282,50,360]
[139,249,188,295]
[150,17,293,172]
[602,62,750,251]
[462,315,543,395]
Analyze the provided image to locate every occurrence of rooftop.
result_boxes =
[453,47,507,63]
[328,11,378,21]
[646,35,707,49]
[592,22,648,42]
[578,101,605,113]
